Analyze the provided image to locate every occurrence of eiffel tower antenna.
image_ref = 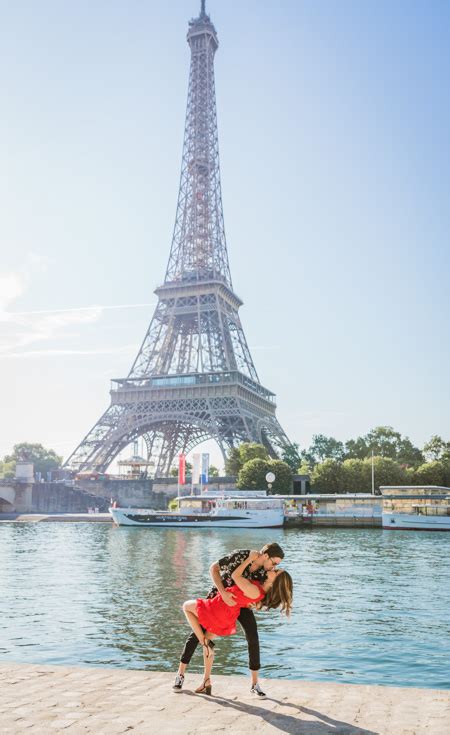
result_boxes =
[65,5,291,477]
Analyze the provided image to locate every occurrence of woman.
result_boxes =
[182,550,293,695]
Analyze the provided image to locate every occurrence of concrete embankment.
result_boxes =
[0,663,448,734]
[0,513,112,524]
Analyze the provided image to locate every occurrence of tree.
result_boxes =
[267,460,293,494]
[281,442,302,472]
[297,460,313,476]
[311,459,346,494]
[305,434,345,464]
[225,443,269,475]
[344,437,369,460]
[311,455,408,494]
[225,446,242,475]
[345,426,423,467]
[341,459,371,493]
[0,459,16,479]
[237,458,292,494]
[239,443,269,466]
[366,456,408,491]
[237,459,269,491]
[422,436,450,462]
[208,465,219,477]
[412,461,446,487]
[2,443,62,477]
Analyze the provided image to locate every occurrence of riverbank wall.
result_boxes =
[0,476,238,514]
[0,662,448,734]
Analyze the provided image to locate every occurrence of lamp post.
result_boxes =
[371,450,375,495]
[265,471,275,494]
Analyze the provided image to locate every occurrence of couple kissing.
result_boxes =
[173,542,293,698]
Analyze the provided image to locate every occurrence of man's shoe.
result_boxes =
[173,673,185,692]
[250,682,266,698]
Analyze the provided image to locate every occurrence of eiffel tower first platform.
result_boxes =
[65,2,291,476]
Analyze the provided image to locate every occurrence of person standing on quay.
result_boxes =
[173,542,285,698]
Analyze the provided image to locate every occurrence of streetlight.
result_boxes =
[265,471,275,494]
[371,450,375,495]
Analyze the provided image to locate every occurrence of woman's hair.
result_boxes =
[261,570,293,617]
[260,542,284,560]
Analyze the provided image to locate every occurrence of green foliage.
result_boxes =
[208,465,219,477]
[412,461,447,486]
[310,455,408,494]
[237,458,292,494]
[225,443,269,475]
[268,460,293,494]
[422,435,450,462]
[311,459,346,493]
[297,460,313,476]
[225,446,242,475]
[168,498,179,510]
[341,459,371,493]
[366,456,408,490]
[344,426,423,467]
[281,442,302,472]
[239,443,270,465]
[287,427,449,494]
[237,459,269,491]
[301,434,345,466]
[2,443,62,477]
[0,460,16,479]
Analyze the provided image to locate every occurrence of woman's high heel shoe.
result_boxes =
[195,678,212,695]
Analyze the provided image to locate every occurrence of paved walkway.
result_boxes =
[0,663,449,734]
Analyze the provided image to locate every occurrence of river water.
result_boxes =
[0,523,449,689]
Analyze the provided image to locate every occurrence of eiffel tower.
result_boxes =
[65,1,291,476]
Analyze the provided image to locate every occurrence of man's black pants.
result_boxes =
[180,607,260,670]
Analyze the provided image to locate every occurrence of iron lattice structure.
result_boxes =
[65,2,291,476]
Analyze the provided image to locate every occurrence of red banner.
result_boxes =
[178,453,186,485]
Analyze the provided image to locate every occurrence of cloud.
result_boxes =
[4,345,136,359]
[0,272,26,315]
[12,303,155,316]
[0,260,155,358]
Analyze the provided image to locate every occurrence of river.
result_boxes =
[0,523,449,689]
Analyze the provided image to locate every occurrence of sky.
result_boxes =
[1,0,449,471]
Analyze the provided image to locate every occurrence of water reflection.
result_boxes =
[0,523,449,689]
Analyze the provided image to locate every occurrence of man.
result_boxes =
[173,542,284,698]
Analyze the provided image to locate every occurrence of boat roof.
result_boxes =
[178,495,281,503]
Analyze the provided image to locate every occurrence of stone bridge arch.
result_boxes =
[0,485,16,512]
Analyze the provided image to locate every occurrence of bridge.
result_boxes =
[0,480,33,512]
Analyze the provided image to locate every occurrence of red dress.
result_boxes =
[196,582,265,636]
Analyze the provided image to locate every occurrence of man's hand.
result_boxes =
[248,550,261,563]
[220,589,237,607]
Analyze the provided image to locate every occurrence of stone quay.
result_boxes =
[0,662,449,734]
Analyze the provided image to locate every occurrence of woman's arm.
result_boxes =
[231,551,261,599]
[209,562,237,606]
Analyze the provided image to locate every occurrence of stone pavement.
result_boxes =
[0,663,449,735]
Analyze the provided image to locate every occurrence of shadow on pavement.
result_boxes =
[180,691,378,735]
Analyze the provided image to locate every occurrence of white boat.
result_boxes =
[109,494,285,528]
[383,502,450,531]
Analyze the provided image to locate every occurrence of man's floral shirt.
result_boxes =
[207,548,267,599]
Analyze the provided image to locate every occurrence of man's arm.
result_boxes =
[231,551,262,599]
[209,561,237,607]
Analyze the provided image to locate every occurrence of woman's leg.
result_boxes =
[182,600,206,646]
[202,634,216,682]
